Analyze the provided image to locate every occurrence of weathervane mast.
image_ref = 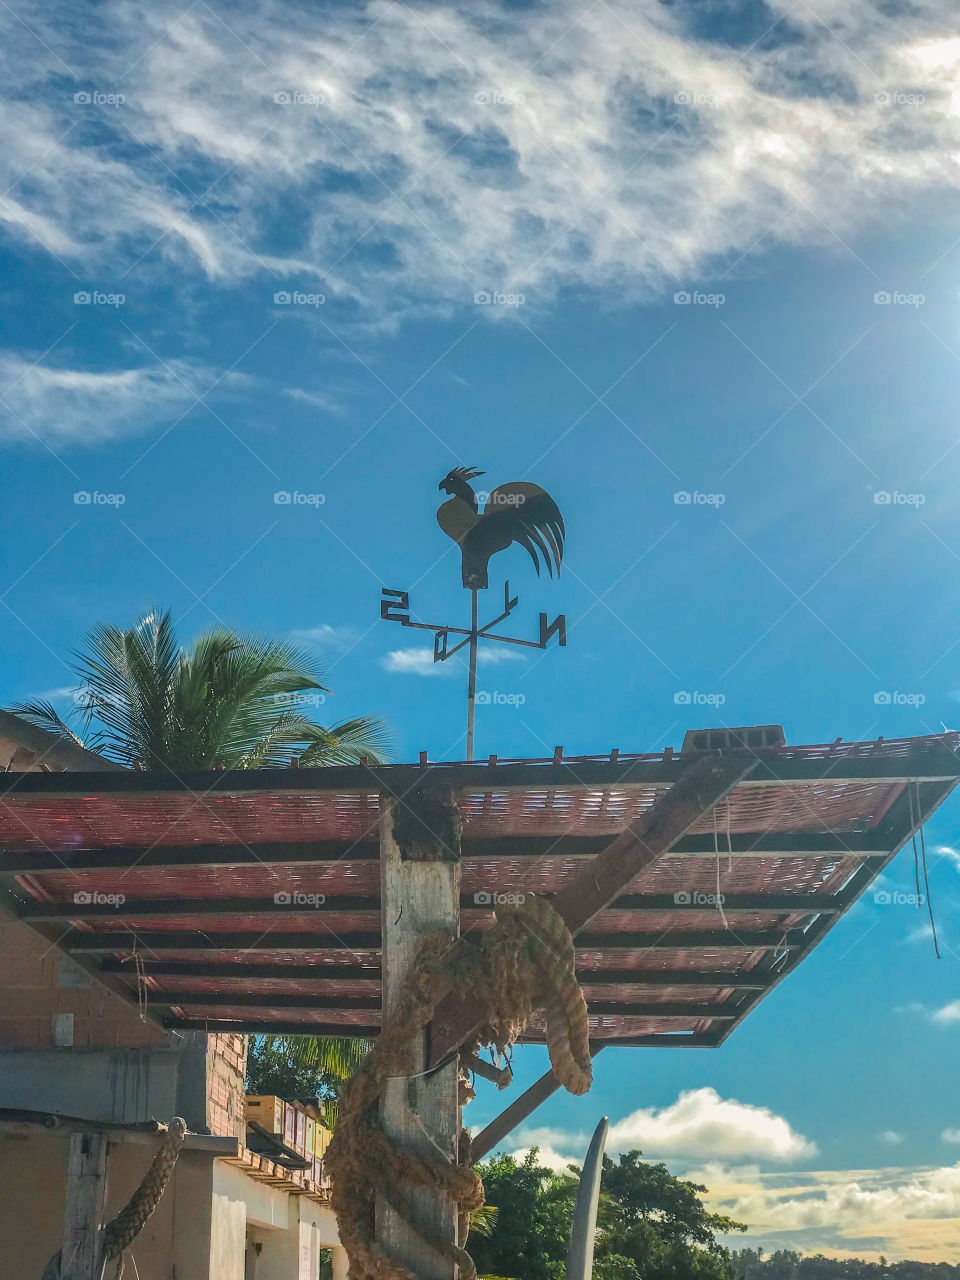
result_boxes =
[381,465,568,760]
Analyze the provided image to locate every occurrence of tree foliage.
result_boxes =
[245,1035,371,1126]
[734,1249,960,1280]
[10,608,390,770]
[469,1147,745,1280]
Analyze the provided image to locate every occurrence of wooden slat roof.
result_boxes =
[1,732,957,1049]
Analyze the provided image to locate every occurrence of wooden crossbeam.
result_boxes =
[2,739,956,796]
[98,958,769,987]
[146,989,738,1019]
[158,1019,719,1049]
[427,755,756,1068]
[64,926,802,953]
[20,891,841,923]
[0,831,887,874]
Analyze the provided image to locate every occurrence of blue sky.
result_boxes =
[4,0,960,1259]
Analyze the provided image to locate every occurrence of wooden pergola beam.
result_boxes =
[64,926,802,953]
[98,958,770,986]
[427,755,756,1069]
[148,990,739,1019]
[1,739,955,796]
[0,831,888,874]
[20,891,842,923]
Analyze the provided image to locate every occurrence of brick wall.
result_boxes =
[0,920,168,1050]
[206,1032,247,1137]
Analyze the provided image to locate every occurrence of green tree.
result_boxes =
[469,1150,580,1280]
[245,1036,371,1125]
[247,1035,371,1126]
[596,1150,746,1280]
[469,1148,745,1280]
[11,607,389,770]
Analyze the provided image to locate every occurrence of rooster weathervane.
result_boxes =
[381,466,567,760]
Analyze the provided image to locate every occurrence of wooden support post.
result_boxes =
[377,792,461,1280]
[60,1131,108,1280]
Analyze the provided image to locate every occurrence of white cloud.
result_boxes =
[879,1130,904,1144]
[381,648,458,677]
[932,1000,960,1024]
[0,353,212,445]
[290,624,357,653]
[511,1087,815,1164]
[716,1161,960,1232]
[380,643,524,675]
[942,1128,960,1143]
[283,387,342,414]
[5,2,960,315]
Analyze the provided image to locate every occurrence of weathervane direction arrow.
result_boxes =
[380,465,568,760]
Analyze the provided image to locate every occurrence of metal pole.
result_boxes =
[466,588,478,761]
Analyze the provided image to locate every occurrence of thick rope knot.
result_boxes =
[326,894,592,1280]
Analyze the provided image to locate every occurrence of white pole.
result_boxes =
[465,588,478,761]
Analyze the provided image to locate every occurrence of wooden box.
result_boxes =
[244,1095,284,1136]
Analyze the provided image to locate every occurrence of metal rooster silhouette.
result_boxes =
[437,466,565,590]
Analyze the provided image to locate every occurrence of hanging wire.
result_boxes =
[124,944,148,1022]
[712,806,730,929]
[911,780,941,959]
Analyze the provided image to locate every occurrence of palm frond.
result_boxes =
[7,699,88,749]
[467,1205,500,1239]
[263,1034,371,1080]
[295,716,392,766]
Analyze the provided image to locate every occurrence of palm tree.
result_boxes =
[10,608,388,1096]
[10,608,389,771]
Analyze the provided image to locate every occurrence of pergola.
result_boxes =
[2,727,957,1277]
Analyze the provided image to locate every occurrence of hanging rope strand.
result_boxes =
[916,781,942,960]
[713,806,729,929]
